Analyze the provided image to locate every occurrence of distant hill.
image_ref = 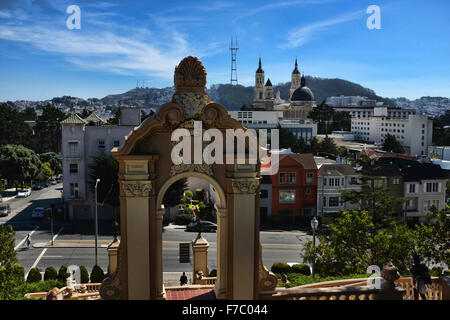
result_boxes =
[208,77,395,110]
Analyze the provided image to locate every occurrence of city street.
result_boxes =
[2,185,311,276]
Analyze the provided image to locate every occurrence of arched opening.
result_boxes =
[157,172,225,297]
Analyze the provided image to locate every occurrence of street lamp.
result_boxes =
[94,178,100,266]
[310,216,319,279]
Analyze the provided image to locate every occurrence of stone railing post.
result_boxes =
[107,238,120,275]
[192,236,209,284]
[440,276,450,300]
[373,262,405,300]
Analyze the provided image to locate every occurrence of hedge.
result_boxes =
[90,265,105,283]
[79,265,90,283]
[26,267,42,283]
[44,266,58,281]
[57,265,70,282]
[291,264,311,276]
[271,262,291,274]
[209,269,217,277]
[175,213,193,226]
[12,264,25,280]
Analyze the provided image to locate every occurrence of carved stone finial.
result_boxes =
[174,56,207,93]
[380,262,400,292]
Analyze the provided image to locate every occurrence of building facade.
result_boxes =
[400,163,447,223]
[61,106,141,220]
[317,164,361,216]
[351,107,433,156]
[265,154,318,224]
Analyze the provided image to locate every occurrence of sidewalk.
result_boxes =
[163,223,186,230]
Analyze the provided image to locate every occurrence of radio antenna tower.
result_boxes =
[230,37,239,85]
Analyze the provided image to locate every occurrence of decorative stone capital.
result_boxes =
[169,163,213,177]
[122,181,152,198]
[231,180,259,194]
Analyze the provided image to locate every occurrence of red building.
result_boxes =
[262,153,318,225]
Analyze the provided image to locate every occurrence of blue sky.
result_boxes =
[0,0,449,101]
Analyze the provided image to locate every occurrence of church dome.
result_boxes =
[291,86,314,101]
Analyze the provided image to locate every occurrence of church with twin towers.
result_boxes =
[253,57,316,123]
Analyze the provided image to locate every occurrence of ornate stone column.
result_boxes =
[156,208,165,299]
[107,238,120,275]
[215,208,228,299]
[230,176,260,299]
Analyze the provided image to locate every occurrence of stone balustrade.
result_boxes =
[395,277,450,300]
[196,277,217,285]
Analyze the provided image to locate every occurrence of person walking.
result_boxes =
[25,233,31,249]
[410,254,431,300]
[180,272,188,286]
[281,272,288,284]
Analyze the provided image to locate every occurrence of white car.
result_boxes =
[17,188,31,197]
[31,207,45,219]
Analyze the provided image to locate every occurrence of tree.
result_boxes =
[20,107,37,121]
[382,134,405,154]
[0,144,43,189]
[34,104,66,153]
[0,103,33,148]
[319,136,338,155]
[41,162,54,180]
[39,152,62,175]
[163,178,188,208]
[88,151,120,225]
[78,108,90,119]
[107,108,121,125]
[308,102,335,135]
[90,265,105,283]
[0,224,17,268]
[301,210,418,276]
[415,207,450,266]
[277,124,297,150]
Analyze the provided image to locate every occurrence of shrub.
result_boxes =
[26,267,42,283]
[24,279,64,294]
[11,264,25,280]
[443,270,450,276]
[175,213,193,225]
[44,266,58,281]
[209,269,217,277]
[90,265,105,283]
[57,265,70,282]
[430,266,443,276]
[79,265,90,283]
[271,262,291,274]
[291,264,311,276]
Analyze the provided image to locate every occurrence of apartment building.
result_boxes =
[400,163,447,223]
[351,107,433,156]
[61,106,141,220]
[317,164,361,216]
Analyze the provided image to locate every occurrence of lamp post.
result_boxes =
[94,178,100,266]
[310,216,319,279]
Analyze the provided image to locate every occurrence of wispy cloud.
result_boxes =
[280,9,364,49]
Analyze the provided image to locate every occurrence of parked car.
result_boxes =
[56,176,62,183]
[50,179,57,185]
[185,220,217,232]
[17,188,31,198]
[0,204,11,217]
[32,183,42,190]
[31,207,46,219]
[42,181,50,188]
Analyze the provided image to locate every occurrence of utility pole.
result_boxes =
[94,178,100,266]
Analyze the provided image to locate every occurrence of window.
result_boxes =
[409,184,416,193]
[432,200,440,209]
[113,140,120,147]
[279,190,295,203]
[70,183,79,199]
[279,172,286,184]
[351,177,357,185]
[329,197,339,207]
[323,196,327,207]
[306,173,314,184]
[260,190,268,199]
[432,182,439,192]
[426,183,438,192]
[323,178,327,186]
[69,163,78,175]
[68,142,78,157]
[98,139,105,150]
[289,172,296,184]
[393,178,400,185]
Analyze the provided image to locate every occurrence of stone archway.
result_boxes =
[100,56,277,300]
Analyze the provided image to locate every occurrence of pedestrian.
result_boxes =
[180,272,188,286]
[26,233,31,249]
[281,272,288,284]
[410,254,431,300]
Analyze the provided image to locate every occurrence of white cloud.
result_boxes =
[280,9,364,49]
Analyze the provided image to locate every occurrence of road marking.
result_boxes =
[14,226,39,250]
[29,227,64,272]
[161,240,302,247]
[41,256,64,258]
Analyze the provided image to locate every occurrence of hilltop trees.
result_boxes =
[34,104,66,153]
[0,103,34,149]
